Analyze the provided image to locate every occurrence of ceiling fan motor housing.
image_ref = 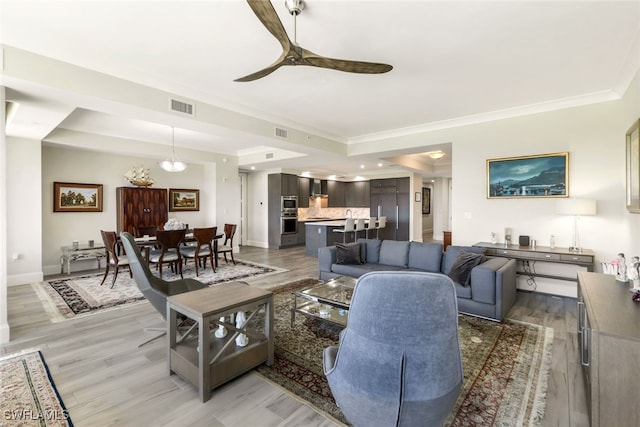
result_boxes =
[285,0,304,15]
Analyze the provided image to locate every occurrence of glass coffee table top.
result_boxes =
[291,276,357,327]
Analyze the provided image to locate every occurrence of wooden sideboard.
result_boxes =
[116,187,168,235]
[577,272,640,426]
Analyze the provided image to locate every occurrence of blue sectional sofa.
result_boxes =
[318,239,517,321]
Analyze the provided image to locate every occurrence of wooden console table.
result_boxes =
[473,242,594,282]
[167,282,273,402]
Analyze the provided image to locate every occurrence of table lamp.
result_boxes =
[556,198,596,253]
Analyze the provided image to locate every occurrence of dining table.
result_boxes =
[131,232,224,268]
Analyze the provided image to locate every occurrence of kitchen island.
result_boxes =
[305,220,350,256]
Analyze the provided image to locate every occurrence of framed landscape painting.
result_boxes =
[53,182,103,212]
[169,188,199,211]
[487,152,569,199]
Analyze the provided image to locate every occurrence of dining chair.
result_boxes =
[332,218,355,244]
[134,225,158,238]
[180,227,217,276]
[218,224,237,265]
[100,230,131,288]
[149,229,186,279]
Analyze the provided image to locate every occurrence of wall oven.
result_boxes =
[281,195,298,213]
[281,215,298,234]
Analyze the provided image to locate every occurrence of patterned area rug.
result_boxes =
[33,260,286,322]
[254,279,553,426]
[0,350,73,427]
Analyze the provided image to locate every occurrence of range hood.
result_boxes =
[310,179,328,198]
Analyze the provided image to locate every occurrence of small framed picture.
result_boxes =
[422,187,431,214]
[53,182,103,212]
[169,188,199,211]
[415,191,421,202]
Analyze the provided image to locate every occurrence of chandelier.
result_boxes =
[159,127,188,172]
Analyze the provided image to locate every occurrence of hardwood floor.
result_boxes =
[2,245,588,426]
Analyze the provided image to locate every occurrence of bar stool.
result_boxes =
[353,218,366,241]
[375,216,387,239]
[365,216,377,239]
[333,218,355,243]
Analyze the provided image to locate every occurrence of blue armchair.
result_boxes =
[323,271,463,426]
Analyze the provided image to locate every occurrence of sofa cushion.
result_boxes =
[447,251,486,286]
[336,243,363,265]
[331,262,405,278]
[379,240,410,268]
[407,241,443,272]
[441,246,486,275]
[358,239,382,264]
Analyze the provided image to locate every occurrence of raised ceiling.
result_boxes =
[2,1,639,179]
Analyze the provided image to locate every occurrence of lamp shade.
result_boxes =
[556,198,597,216]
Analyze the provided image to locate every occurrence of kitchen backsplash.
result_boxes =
[298,207,371,220]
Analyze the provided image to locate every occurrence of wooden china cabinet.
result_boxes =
[116,187,168,235]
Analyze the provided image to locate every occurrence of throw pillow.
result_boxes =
[447,251,486,286]
[336,243,363,265]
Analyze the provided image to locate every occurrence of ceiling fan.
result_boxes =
[234,0,393,82]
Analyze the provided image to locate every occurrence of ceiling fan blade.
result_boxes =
[246,0,292,52]
[234,53,287,82]
[303,51,393,74]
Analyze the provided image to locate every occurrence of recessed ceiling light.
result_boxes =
[378,163,383,167]
[360,164,365,169]
[250,166,256,170]
[301,171,311,177]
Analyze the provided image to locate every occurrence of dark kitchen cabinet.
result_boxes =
[345,181,370,207]
[298,177,311,208]
[268,174,300,249]
[116,187,168,235]
[370,177,409,240]
[281,174,298,196]
[326,180,345,207]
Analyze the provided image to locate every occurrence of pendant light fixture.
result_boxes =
[159,126,188,172]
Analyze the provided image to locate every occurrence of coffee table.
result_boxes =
[291,276,356,327]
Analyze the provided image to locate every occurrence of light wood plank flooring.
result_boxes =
[2,245,588,426]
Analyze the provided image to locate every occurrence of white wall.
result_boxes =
[7,138,42,285]
[36,147,234,283]
[246,171,269,248]
[432,177,451,241]
[1,87,9,343]
[448,71,640,295]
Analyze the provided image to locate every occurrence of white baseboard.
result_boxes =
[0,323,10,344]
[7,272,44,287]
[245,240,269,248]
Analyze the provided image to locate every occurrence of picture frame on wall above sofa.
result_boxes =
[422,187,431,214]
[169,188,199,211]
[487,152,569,199]
[626,118,640,213]
[53,182,103,212]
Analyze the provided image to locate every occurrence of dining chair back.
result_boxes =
[218,224,237,264]
[100,230,131,288]
[134,225,158,238]
[180,227,217,276]
[149,229,186,279]
[375,216,387,239]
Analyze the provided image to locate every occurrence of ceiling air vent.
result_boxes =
[274,127,288,139]
[169,98,195,116]
[266,152,274,159]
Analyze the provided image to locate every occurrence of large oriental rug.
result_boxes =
[254,278,553,427]
[33,260,286,322]
[0,350,73,427]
